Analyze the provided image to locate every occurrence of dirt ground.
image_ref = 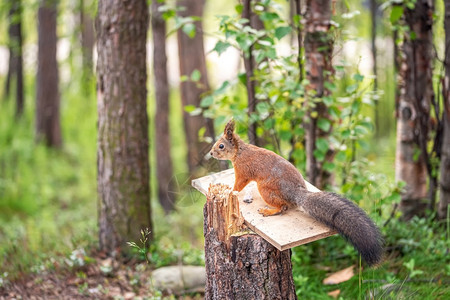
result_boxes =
[0,254,204,300]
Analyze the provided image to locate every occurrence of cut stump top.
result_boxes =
[192,168,337,251]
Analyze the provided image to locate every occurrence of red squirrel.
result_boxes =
[210,119,383,266]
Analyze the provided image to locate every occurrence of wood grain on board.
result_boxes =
[192,168,337,251]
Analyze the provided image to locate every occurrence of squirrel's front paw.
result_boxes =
[257,207,268,217]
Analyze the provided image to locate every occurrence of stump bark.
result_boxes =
[203,184,297,299]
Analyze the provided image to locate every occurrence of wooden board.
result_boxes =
[192,168,337,251]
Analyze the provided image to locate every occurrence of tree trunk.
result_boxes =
[80,0,95,84]
[242,0,261,146]
[36,0,62,147]
[395,0,434,220]
[152,0,175,214]
[304,0,333,189]
[204,184,297,299]
[370,0,379,136]
[176,0,214,175]
[96,0,152,256]
[438,0,450,219]
[5,0,24,118]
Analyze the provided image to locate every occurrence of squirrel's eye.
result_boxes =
[219,144,225,149]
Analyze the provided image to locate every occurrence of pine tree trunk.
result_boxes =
[5,0,24,117]
[438,0,450,219]
[36,0,62,147]
[304,0,333,189]
[204,184,297,299]
[152,0,175,214]
[176,0,214,175]
[395,0,434,220]
[96,0,152,256]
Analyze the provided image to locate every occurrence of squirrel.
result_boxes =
[210,119,383,267]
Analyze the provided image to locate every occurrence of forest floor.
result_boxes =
[0,252,204,300]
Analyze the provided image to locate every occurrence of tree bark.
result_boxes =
[176,0,214,175]
[152,0,175,214]
[438,0,450,219]
[204,184,297,299]
[5,0,24,118]
[80,0,95,84]
[304,0,333,189]
[36,0,62,147]
[395,0,434,220]
[241,0,262,146]
[370,0,379,136]
[96,0,152,256]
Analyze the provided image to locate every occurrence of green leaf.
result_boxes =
[317,118,331,132]
[213,41,231,55]
[180,75,189,82]
[182,23,196,38]
[256,102,270,114]
[235,4,243,14]
[191,69,201,81]
[354,125,369,136]
[324,81,337,92]
[275,26,292,40]
[342,129,351,139]
[346,83,359,94]
[353,73,364,82]
[279,130,293,141]
[184,105,197,113]
[316,138,329,153]
[260,12,279,21]
[214,80,230,95]
[238,72,247,86]
[200,96,214,108]
[322,96,334,107]
[188,107,202,116]
[390,6,404,24]
[313,149,326,162]
[323,162,336,172]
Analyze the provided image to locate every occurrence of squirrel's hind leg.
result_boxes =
[258,206,287,217]
[257,188,289,217]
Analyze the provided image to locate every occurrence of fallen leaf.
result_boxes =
[323,265,355,285]
[327,289,341,298]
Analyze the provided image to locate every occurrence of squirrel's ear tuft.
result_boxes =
[224,119,235,141]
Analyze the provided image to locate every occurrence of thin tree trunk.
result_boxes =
[296,0,304,83]
[152,0,175,214]
[36,0,62,147]
[396,0,434,220]
[438,0,450,219]
[96,0,152,256]
[80,0,95,82]
[176,0,214,175]
[5,0,24,117]
[242,0,264,146]
[304,0,333,189]
[371,0,379,136]
[204,184,297,299]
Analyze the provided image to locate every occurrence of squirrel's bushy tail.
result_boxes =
[296,191,383,266]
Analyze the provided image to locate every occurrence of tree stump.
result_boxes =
[203,184,297,299]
